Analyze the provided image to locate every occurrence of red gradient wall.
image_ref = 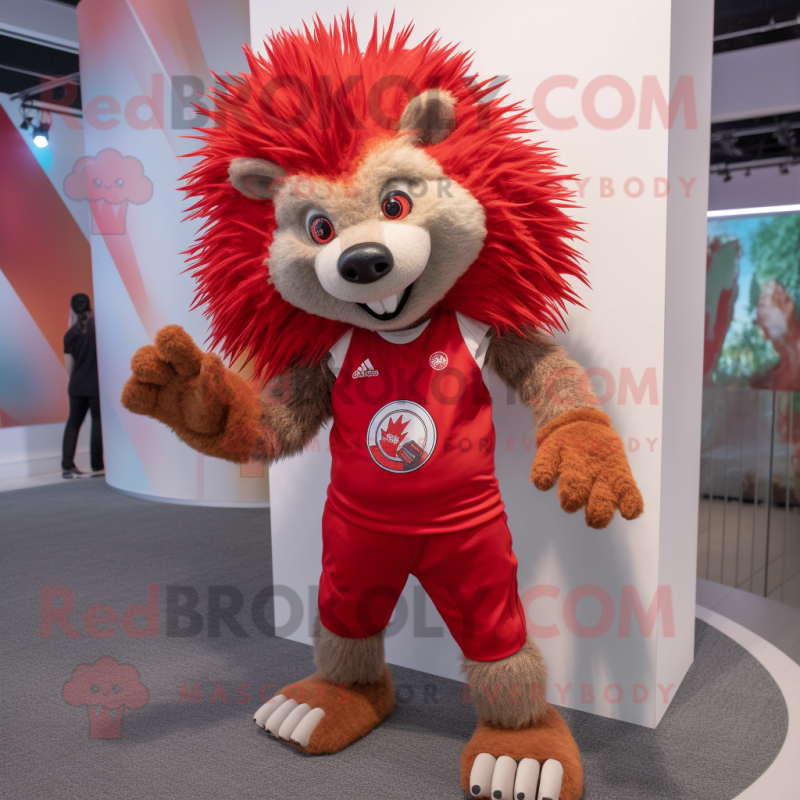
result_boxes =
[0,103,93,427]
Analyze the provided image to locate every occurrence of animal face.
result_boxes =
[189,22,587,381]
[229,92,486,331]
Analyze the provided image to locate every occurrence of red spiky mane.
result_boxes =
[184,15,586,382]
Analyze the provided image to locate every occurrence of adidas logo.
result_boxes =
[352,358,380,379]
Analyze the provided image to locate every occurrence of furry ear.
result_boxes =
[228,158,287,200]
[398,89,457,146]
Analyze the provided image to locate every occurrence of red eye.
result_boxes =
[309,215,335,244]
[382,192,412,220]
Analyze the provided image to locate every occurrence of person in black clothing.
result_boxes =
[62,293,104,478]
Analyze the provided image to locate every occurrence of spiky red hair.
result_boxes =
[184,15,586,382]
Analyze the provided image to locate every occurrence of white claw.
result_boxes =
[290,706,325,747]
[470,753,497,797]
[253,694,288,729]
[367,299,385,315]
[265,698,298,735]
[537,759,563,800]
[382,293,399,314]
[278,702,311,740]
[491,755,517,799]
[514,759,541,800]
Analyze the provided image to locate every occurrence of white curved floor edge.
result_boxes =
[697,605,800,799]
[107,483,271,508]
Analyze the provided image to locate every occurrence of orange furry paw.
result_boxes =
[121,377,158,416]
[121,325,272,463]
[531,409,643,529]
[462,706,583,800]
[153,324,203,377]
[252,667,394,754]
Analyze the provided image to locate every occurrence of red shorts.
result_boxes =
[318,503,528,662]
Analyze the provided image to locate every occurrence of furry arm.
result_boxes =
[486,330,644,528]
[121,325,334,463]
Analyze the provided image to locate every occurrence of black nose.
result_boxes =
[337,242,394,284]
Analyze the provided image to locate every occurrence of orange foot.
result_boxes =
[461,705,583,800]
[252,666,394,754]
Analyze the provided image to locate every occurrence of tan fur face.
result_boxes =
[232,140,486,330]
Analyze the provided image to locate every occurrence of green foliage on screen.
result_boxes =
[751,215,800,305]
[714,321,778,384]
[709,214,800,386]
[748,272,761,313]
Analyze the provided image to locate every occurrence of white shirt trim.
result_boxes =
[325,315,491,377]
[327,329,353,378]
[377,318,432,344]
[456,313,492,370]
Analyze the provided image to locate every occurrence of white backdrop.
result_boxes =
[260,0,714,726]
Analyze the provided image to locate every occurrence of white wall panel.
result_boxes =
[258,0,714,727]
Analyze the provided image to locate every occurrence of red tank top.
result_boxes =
[327,311,504,534]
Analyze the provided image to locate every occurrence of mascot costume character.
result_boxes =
[122,16,643,800]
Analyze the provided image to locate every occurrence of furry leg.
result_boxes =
[313,614,385,685]
[254,615,393,754]
[461,635,548,728]
[461,637,583,800]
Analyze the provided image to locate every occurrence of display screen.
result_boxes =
[702,209,800,511]
[705,212,800,389]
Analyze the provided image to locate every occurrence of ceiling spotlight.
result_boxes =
[780,163,790,176]
[723,168,732,182]
[19,116,32,131]
[744,168,751,177]
[32,122,50,148]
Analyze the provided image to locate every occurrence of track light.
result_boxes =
[32,122,50,148]
[19,116,32,131]
[723,168,732,182]
[780,164,790,176]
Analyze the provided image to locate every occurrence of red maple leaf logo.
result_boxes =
[380,415,410,458]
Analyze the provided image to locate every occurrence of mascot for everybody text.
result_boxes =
[122,17,643,800]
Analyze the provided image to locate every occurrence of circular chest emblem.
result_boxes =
[366,400,437,472]
[429,351,448,370]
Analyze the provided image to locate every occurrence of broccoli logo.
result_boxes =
[64,149,153,235]
[63,656,148,738]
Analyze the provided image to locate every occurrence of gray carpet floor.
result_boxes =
[0,480,789,799]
